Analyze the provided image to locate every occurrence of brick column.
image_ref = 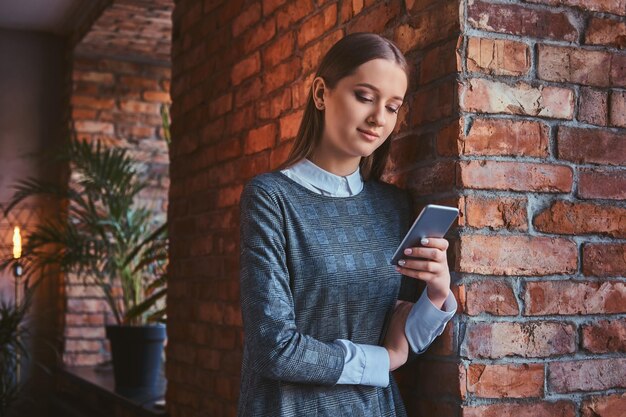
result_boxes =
[456,0,626,416]
[168,0,625,416]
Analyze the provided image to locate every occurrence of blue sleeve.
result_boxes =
[405,290,457,354]
[239,184,345,385]
[333,340,390,387]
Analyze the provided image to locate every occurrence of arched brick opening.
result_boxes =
[64,0,173,367]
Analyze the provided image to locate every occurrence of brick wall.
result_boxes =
[456,0,626,416]
[60,0,173,367]
[64,54,171,366]
[168,0,625,416]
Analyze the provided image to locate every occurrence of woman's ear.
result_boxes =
[312,76,326,110]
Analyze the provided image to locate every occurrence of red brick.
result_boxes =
[420,38,458,84]
[578,87,608,126]
[610,90,626,127]
[226,104,255,135]
[234,77,263,108]
[71,95,116,109]
[276,0,315,31]
[241,17,276,55]
[549,359,626,393]
[611,53,626,86]
[410,80,455,125]
[197,348,221,371]
[582,319,626,353]
[263,57,301,94]
[65,285,106,298]
[468,0,578,41]
[72,71,115,84]
[464,195,528,231]
[262,0,287,16]
[297,3,337,48]
[583,243,626,277]
[279,109,303,141]
[74,120,114,135]
[65,314,105,326]
[269,139,293,169]
[385,133,434,173]
[65,326,106,339]
[244,123,277,154]
[67,298,109,313]
[401,160,456,196]
[467,363,544,398]
[581,393,626,417]
[578,168,626,200]
[585,17,626,49]
[462,118,549,157]
[410,361,464,397]
[538,44,614,87]
[63,352,104,366]
[120,100,161,114]
[64,339,103,352]
[232,2,261,38]
[392,0,458,54]
[459,235,577,276]
[236,153,270,180]
[524,281,626,315]
[557,126,626,166]
[463,322,576,359]
[405,0,441,15]
[231,52,261,86]
[461,78,574,119]
[462,401,576,417]
[208,92,232,119]
[120,75,160,90]
[534,200,626,238]
[301,29,343,75]
[458,160,573,193]
[526,0,626,16]
[71,108,98,120]
[464,280,520,316]
[263,32,295,69]
[143,91,171,103]
[347,0,402,35]
[466,37,530,76]
[257,88,292,120]
[435,119,461,157]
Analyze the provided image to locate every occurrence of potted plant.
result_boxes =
[0,285,32,416]
[2,137,169,392]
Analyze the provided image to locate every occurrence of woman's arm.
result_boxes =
[239,183,345,385]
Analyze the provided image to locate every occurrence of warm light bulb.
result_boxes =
[13,226,22,259]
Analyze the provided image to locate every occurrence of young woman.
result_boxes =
[238,32,457,417]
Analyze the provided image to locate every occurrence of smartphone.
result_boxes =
[390,204,459,265]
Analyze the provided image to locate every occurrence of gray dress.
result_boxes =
[238,171,419,417]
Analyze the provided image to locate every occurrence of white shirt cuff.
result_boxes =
[405,289,457,354]
[333,339,389,387]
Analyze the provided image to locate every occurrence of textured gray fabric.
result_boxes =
[238,170,419,417]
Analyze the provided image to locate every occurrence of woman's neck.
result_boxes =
[308,150,360,177]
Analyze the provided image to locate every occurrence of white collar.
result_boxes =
[288,158,362,195]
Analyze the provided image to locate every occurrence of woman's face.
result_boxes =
[314,58,408,162]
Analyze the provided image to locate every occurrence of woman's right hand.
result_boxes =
[384,301,412,371]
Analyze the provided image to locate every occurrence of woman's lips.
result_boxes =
[357,128,379,141]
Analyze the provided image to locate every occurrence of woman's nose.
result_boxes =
[368,105,386,127]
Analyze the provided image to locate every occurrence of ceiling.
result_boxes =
[0,0,88,35]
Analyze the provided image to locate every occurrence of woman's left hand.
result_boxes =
[394,237,450,310]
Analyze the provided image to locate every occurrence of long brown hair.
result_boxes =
[276,32,409,181]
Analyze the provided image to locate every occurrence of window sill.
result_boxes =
[53,365,167,417]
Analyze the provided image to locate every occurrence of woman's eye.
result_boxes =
[356,92,400,114]
[355,93,373,102]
